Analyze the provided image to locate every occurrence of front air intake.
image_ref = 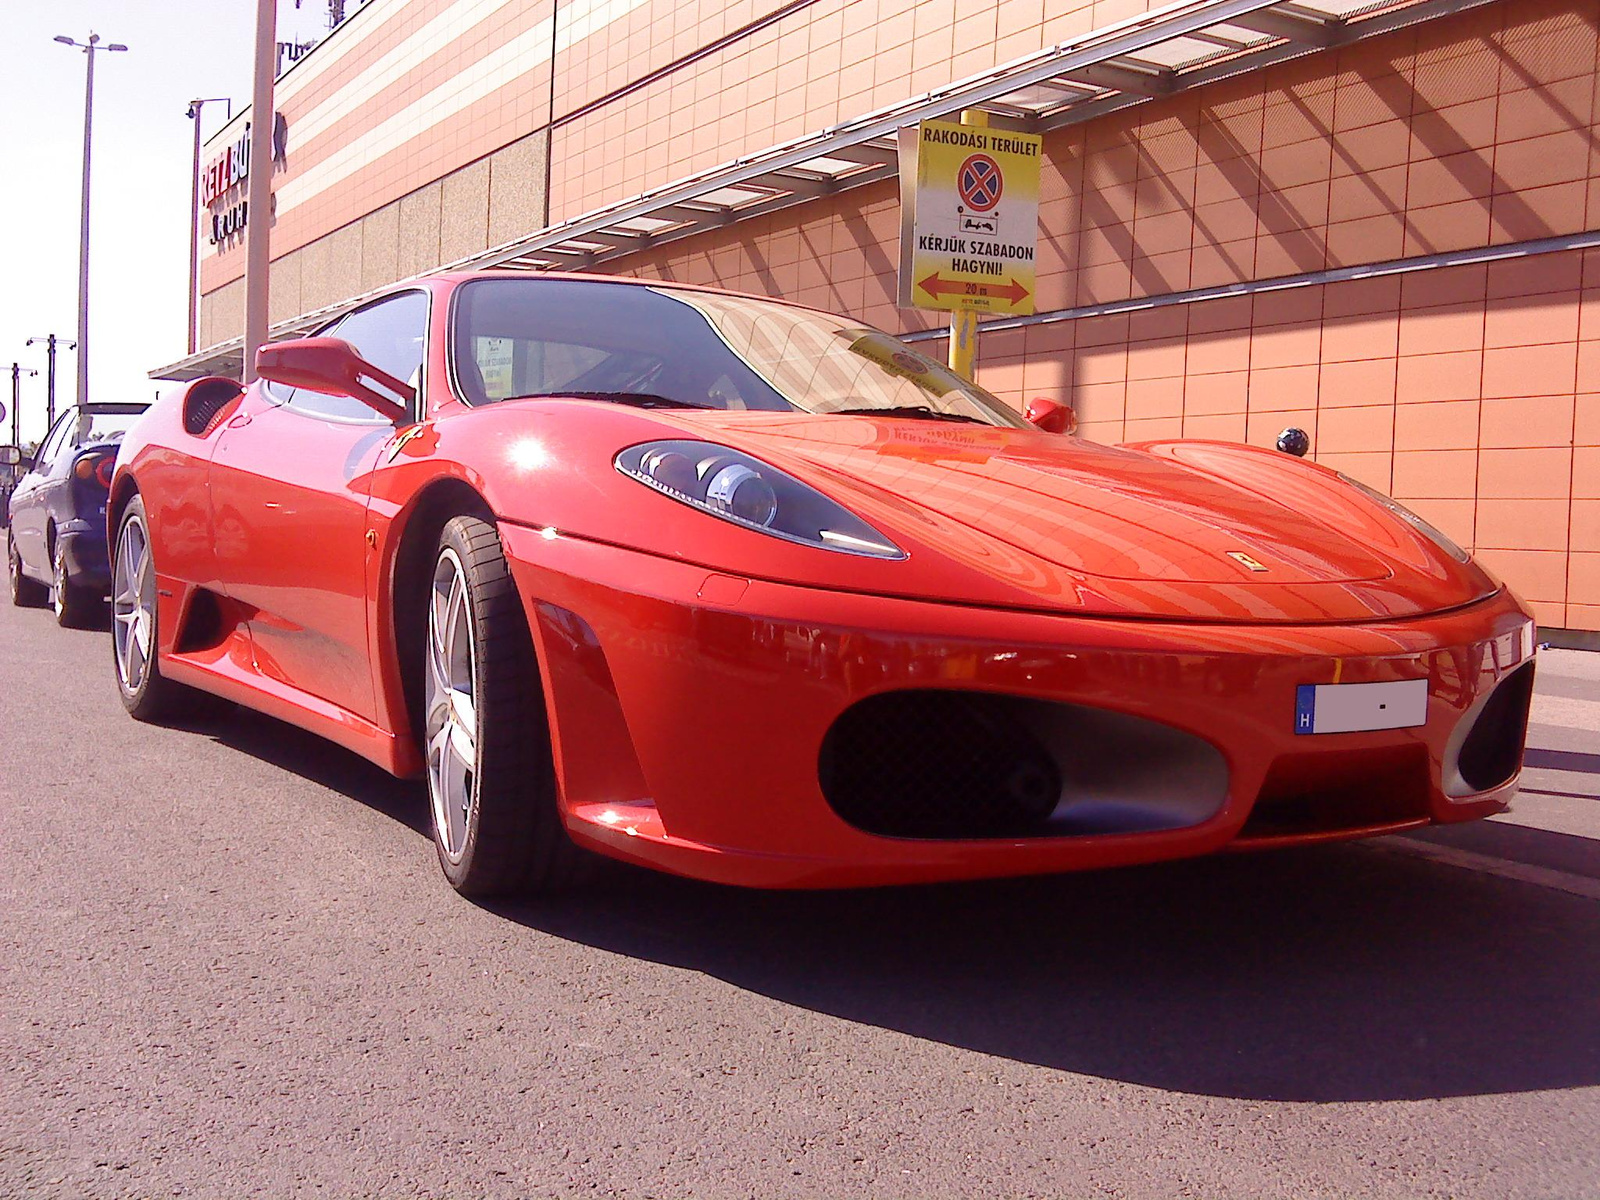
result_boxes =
[818,690,1229,840]
[1454,661,1535,794]
[819,690,1061,838]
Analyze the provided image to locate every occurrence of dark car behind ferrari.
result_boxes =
[7,403,148,627]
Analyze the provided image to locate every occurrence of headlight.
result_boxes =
[1337,472,1471,563]
[617,440,905,559]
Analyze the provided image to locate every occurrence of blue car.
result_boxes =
[7,403,148,627]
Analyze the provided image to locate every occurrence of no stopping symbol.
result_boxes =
[958,154,1003,212]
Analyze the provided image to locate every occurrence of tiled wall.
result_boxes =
[605,0,1600,629]
[547,0,1160,220]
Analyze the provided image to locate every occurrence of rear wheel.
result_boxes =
[9,531,47,608]
[425,514,589,896]
[53,540,97,629]
[112,497,202,721]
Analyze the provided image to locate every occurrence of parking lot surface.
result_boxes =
[2,598,1597,1198]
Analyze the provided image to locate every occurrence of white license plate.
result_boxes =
[1294,679,1428,735]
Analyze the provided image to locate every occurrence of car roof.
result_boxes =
[80,403,150,414]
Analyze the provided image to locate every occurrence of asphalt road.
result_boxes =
[2,595,1598,1199]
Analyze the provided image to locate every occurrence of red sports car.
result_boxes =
[112,273,1535,894]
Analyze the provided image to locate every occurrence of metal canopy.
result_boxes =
[154,0,1493,381]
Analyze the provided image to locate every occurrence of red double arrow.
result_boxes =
[917,271,1030,306]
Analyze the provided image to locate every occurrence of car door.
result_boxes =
[209,290,429,722]
[10,411,74,575]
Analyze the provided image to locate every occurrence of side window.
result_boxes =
[283,291,429,422]
[35,411,75,473]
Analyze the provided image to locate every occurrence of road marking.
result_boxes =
[1374,838,1600,902]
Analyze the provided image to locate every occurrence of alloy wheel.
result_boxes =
[53,544,68,621]
[112,517,155,694]
[426,546,478,863]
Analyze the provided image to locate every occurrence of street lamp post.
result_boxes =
[243,0,278,383]
[8,365,38,449]
[54,32,128,408]
[186,98,232,356]
[25,335,75,428]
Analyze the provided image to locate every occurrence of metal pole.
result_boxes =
[75,37,96,407]
[946,108,988,383]
[188,107,204,355]
[9,366,35,448]
[242,0,278,384]
[26,335,72,428]
[45,337,57,426]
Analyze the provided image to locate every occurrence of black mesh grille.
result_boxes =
[818,690,1062,838]
[183,379,243,436]
[1457,661,1535,793]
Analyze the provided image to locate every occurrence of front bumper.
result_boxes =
[500,522,1536,889]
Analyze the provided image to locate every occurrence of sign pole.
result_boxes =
[947,109,988,382]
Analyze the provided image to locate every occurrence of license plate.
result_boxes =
[1294,679,1428,735]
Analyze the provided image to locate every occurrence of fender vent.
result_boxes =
[183,377,244,436]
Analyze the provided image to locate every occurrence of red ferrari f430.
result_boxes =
[111,274,1535,893]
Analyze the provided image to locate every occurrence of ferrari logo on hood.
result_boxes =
[1227,551,1269,572]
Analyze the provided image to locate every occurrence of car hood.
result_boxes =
[434,400,1495,625]
[660,411,1496,623]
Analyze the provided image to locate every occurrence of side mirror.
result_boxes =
[255,336,413,423]
[1025,396,1077,435]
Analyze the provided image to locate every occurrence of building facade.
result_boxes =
[175,0,1600,634]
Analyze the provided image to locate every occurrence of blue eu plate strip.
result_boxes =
[1295,685,1317,735]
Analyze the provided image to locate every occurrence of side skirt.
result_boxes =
[162,636,421,778]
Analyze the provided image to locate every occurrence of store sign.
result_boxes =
[203,112,289,251]
[898,119,1041,316]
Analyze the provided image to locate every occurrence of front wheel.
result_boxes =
[424,514,590,896]
[9,531,47,608]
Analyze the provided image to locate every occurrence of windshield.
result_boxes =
[450,279,1026,427]
[72,407,145,446]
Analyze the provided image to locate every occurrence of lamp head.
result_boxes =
[108,44,128,52]
[54,35,76,45]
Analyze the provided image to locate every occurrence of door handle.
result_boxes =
[226,413,252,429]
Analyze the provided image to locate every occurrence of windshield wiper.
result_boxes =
[509,391,716,410]
[830,404,987,424]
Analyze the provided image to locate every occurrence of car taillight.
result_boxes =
[74,454,115,488]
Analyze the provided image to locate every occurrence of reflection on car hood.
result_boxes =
[666,410,1495,623]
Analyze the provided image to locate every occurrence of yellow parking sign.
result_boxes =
[898,118,1041,316]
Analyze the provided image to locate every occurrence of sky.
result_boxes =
[0,1,329,448]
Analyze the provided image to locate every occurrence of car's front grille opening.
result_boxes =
[818,689,1228,840]
[1238,743,1432,843]
[1455,661,1535,793]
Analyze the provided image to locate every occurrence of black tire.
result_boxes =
[112,496,206,722]
[8,531,47,608]
[53,539,98,629]
[424,514,591,896]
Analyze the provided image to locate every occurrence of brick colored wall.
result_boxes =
[603,0,1600,629]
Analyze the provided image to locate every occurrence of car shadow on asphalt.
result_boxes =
[492,837,1600,1105]
[196,706,1600,1105]
[198,706,430,837]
